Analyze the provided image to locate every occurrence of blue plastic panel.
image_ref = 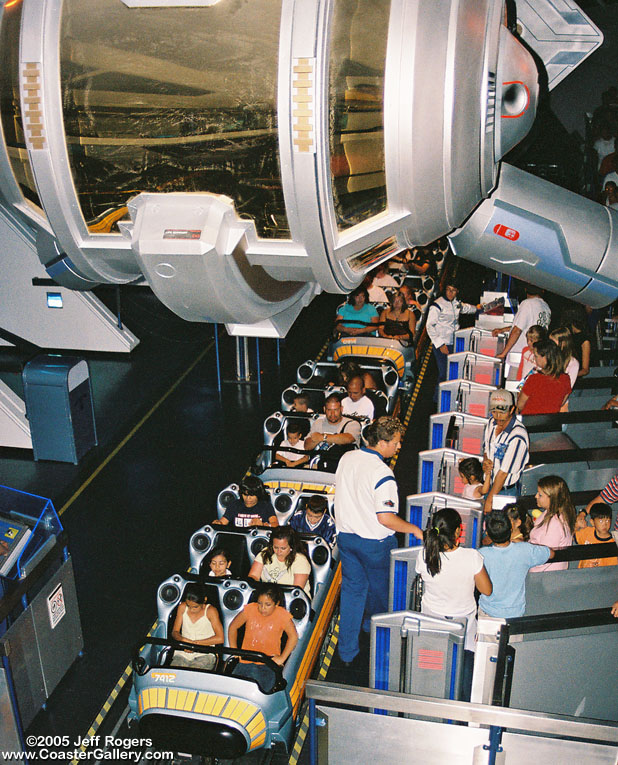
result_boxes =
[431,422,444,449]
[374,626,390,714]
[440,390,451,413]
[421,462,434,493]
[449,642,459,700]
[393,560,408,611]
[408,504,424,547]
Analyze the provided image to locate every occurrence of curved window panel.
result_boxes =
[0,3,42,209]
[60,0,288,238]
[329,0,389,232]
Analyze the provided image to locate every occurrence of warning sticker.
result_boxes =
[47,583,66,629]
[163,229,201,240]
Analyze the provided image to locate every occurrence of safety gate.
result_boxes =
[370,611,466,704]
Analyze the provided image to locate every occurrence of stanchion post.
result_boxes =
[256,338,262,396]
[308,697,317,765]
[214,325,222,394]
[484,725,504,765]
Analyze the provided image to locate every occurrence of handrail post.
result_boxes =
[484,725,504,765]
[308,697,317,765]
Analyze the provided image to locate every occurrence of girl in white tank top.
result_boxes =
[170,584,224,669]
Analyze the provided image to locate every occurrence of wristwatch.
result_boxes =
[323,433,328,442]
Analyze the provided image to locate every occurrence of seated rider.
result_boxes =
[275,419,309,468]
[398,284,423,312]
[379,291,416,343]
[248,526,311,595]
[291,393,313,413]
[213,475,278,528]
[170,583,224,669]
[304,393,361,450]
[335,286,379,337]
[372,261,399,288]
[331,360,363,387]
[341,375,375,420]
[290,494,336,547]
[228,583,298,693]
[208,547,233,577]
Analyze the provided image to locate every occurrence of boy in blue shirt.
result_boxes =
[479,511,554,618]
[290,494,336,547]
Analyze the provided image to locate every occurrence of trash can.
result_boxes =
[23,354,97,463]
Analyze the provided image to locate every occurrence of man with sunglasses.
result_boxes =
[482,389,529,514]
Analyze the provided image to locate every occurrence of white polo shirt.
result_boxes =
[334,447,399,540]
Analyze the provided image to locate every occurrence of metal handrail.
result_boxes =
[304,680,618,743]
[528,444,618,465]
[522,409,618,432]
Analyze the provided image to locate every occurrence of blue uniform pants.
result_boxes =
[337,532,398,662]
[432,344,453,402]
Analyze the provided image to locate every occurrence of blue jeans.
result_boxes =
[337,532,398,662]
[233,662,276,693]
[498,484,520,497]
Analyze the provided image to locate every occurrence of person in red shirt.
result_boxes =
[517,339,571,415]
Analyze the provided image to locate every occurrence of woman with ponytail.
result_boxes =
[415,508,492,655]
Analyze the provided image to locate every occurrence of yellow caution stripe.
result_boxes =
[289,616,340,765]
[289,564,341,716]
[138,687,266,748]
[332,343,405,377]
[264,480,335,494]
[390,343,432,470]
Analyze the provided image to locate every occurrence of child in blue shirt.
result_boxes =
[289,495,336,547]
[479,511,554,618]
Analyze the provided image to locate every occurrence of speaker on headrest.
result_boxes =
[289,598,307,620]
[191,533,210,552]
[265,417,282,434]
[282,388,297,405]
[251,538,267,556]
[274,494,293,515]
[384,369,398,387]
[223,589,244,611]
[311,544,329,566]
[298,363,313,382]
[219,490,237,508]
[160,583,180,604]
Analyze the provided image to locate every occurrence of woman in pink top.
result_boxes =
[529,475,575,571]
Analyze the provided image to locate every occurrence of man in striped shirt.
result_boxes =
[482,389,529,513]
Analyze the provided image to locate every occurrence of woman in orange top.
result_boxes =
[228,583,298,693]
